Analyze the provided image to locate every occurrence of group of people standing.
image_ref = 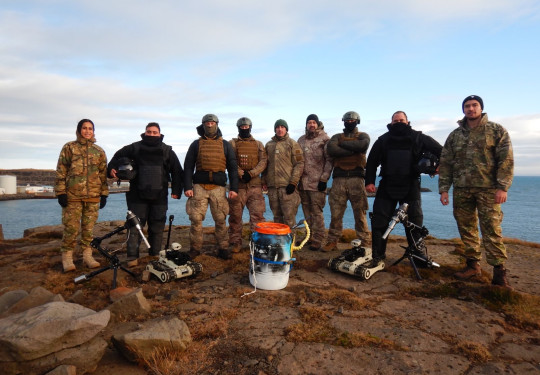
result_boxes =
[54,94,514,289]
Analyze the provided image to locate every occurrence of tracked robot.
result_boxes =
[328,239,385,280]
[143,215,203,283]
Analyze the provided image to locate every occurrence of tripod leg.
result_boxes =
[74,265,114,283]
[408,255,422,280]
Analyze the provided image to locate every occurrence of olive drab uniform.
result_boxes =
[263,133,304,229]
[228,136,267,246]
[55,134,109,255]
[439,114,514,266]
[184,125,239,252]
[326,128,371,245]
[297,124,332,249]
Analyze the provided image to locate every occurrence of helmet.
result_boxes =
[116,157,137,181]
[417,151,439,176]
[236,117,252,127]
[202,114,219,124]
[342,111,360,124]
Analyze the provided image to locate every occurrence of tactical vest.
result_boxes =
[333,135,366,171]
[234,138,259,170]
[196,137,226,172]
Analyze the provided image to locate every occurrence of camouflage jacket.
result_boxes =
[55,134,109,202]
[439,114,514,192]
[297,127,332,191]
[230,136,268,188]
[262,133,304,188]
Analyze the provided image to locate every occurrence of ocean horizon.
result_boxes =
[1,176,538,244]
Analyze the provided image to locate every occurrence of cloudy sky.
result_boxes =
[1,0,539,175]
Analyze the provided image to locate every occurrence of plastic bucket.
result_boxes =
[249,222,294,290]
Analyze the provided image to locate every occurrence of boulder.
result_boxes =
[5,286,64,315]
[2,335,107,375]
[45,365,77,375]
[0,301,110,362]
[106,287,151,321]
[112,315,191,362]
[0,290,28,315]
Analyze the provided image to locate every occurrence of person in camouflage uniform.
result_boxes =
[297,114,332,251]
[323,111,371,251]
[262,119,304,229]
[55,119,109,272]
[184,114,239,260]
[439,95,514,288]
[228,117,268,253]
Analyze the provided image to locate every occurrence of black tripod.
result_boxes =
[74,211,149,288]
[383,203,439,280]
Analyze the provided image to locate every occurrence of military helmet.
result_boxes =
[342,111,361,124]
[236,117,252,128]
[116,157,137,181]
[416,151,439,176]
[202,114,219,124]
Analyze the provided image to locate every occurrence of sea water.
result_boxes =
[1,176,538,243]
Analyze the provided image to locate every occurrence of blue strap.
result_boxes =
[253,256,296,265]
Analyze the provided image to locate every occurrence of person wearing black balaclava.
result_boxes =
[365,111,442,269]
[323,111,371,252]
[183,114,239,260]
[108,122,183,267]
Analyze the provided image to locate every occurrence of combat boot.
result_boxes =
[322,241,338,252]
[62,251,76,272]
[127,259,139,268]
[492,265,512,289]
[454,258,481,280]
[218,248,231,260]
[231,243,242,253]
[83,248,100,269]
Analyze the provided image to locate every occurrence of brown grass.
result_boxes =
[452,340,492,362]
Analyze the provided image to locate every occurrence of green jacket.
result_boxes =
[55,134,109,202]
[263,133,304,188]
[439,114,514,193]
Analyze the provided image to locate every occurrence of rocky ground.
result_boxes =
[0,221,539,375]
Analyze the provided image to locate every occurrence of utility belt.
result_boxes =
[332,167,365,178]
[193,170,227,186]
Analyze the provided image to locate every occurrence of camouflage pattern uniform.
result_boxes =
[326,127,371,244]
[297,124,332,248]
[263,133,304,228]
[228,136,268,246]
[439,114,514,266]
[55,134,109,254]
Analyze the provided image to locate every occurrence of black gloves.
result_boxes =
[241,170,252,183]
[57,194,68,208]
[285,184,296,195]
[317,181,327,192]
[99,195,108,209]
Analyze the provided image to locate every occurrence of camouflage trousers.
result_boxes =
[228,186,266,245]
[267,186,300,229]
[453,187,507,266]
[327,177,370,244]
[299,190,327,247]
[186,184,229,250]
[61,200,99,253]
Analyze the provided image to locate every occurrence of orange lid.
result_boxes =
[254,222,291,235]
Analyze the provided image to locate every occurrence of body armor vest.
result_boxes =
[196,137,226,172]
[381,133,417,200]
[333,135,366,170]
[234,138,259,170]
[134,142,168,200]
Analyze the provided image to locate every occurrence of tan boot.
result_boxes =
[492,265,512,289]
[322,242,338,252]
[82,248,100,269]
[454,258,481,280]
[62,251,76,272]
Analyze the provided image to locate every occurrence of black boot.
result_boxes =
[492,265,512,289]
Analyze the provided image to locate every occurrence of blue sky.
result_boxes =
[1,0,539,175]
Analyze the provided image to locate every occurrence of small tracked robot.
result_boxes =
[145,243,203,283]
[143,215,203,283]
[328,240,385,280]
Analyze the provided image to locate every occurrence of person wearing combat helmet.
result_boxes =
[439,95,514,288]
[297,114,333,251]
[55,119,109,272]
[262,119,304,229]
[108,122,183,267]
[365,111,442,267]
[228,117,268,253]
[323,111,370,252]
[184,114,239,260]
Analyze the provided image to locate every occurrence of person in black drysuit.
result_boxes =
[365,111,442,266]
[108,122,183,266]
